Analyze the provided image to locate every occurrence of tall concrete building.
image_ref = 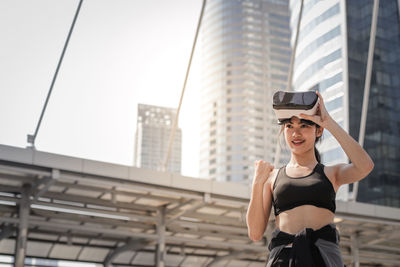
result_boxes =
[134,104,182,174]
[290,0,400,206]
[200,0,291,182]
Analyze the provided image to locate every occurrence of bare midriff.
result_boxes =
[275,205,335,235]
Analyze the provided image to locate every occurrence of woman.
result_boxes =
[246,91,374,267]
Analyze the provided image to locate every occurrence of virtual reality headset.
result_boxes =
[272,91,319,124]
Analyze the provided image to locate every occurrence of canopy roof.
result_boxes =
[0,144,399,266]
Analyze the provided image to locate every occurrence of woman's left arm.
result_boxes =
[300,91,374,186]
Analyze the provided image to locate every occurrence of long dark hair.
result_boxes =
[280,118,322,163]
[314,127,322,163]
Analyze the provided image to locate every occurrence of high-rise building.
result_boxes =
[289,0,348,198]
[134,104,182,174]
[200,0,291,182]
[290,0,400,206]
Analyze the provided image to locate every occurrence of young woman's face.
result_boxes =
[283,116,322,154]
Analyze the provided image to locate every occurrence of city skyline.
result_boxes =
[1,1,400,266]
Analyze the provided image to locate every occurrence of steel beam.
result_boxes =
[0,216,159,241]
[182,211,246,226]
[31,200,156,223]
[0,224,14,240]
[0,185,22,194]
[177,255,187,266]
[14,183,31,267]
[33,169,59,201]
[166,200,205,224]
[167,225,248,241]
[0,163,50,178]
[32,208,154,230]
[0,173,35,185]
[54,180,182,203]
[170,220,248,234]
[166,199,197,215]
[42,191,158,212]
[104,238,152,267]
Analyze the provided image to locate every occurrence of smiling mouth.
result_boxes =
[292,140,305,145]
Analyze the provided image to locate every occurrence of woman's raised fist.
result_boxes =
[253,160,274,185]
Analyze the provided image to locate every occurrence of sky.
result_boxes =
[0,0,203,177]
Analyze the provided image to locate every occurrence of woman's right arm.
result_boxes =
[246,160,274,241]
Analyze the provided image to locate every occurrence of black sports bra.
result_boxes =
[272,163,336,216]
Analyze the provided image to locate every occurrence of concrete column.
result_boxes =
[156,206,166,267]
[350,233,360,267]
[14,183,31,267]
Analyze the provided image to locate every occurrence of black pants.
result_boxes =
[270,247,291,267]
[269,248,347,267]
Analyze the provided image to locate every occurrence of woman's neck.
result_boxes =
[288,151,318,168]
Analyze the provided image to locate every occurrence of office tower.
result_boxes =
[200,0,291,182]
[134,104,182,174]
[289,0,348,198]
[290,0,400,206]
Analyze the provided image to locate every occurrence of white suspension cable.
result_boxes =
[161,0,207,172]
[27,0,84,149]
[273,0,304,167]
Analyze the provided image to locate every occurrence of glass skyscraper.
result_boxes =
[347,0,400,207]
[290,0,349,198]
[200,0,291,182]
[290,0,400,206]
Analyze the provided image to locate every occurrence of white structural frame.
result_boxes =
[0,144,399,266]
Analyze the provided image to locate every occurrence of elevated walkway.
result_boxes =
[0,144,399,266]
